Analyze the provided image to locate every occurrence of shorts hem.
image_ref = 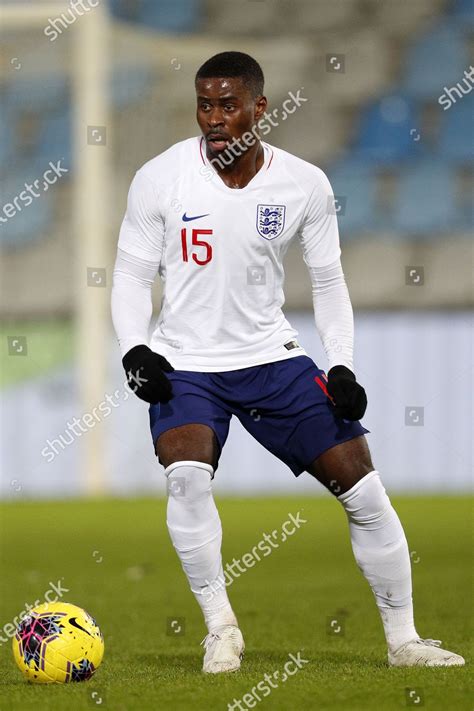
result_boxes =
[150,419,226,467]
[292,427,370,477]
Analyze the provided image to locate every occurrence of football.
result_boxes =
[12,602,104,683]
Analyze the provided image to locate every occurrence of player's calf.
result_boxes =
[164,459,239,638]
[336,469,465,667]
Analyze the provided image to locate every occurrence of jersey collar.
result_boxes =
[198,136,274,194]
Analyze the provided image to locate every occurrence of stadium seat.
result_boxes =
[438,94,474,165]
[281,0,360,32]
[7,68,150,175]
[389,162,461,236]
[110,0,201,33]
[110,66,152,108]
[451,0,474,26]
[320,31,390,103]
[4,74,68,113]
[0,110,14,169]
[370,0,445,32]
[109,0,141,21]
[0,174,53,248]
[326,165,379,236]
[199,0,279,34]
[36,109,73,171]
[351,94,424,165]
[403,24,468,99]
[329,154,388,178]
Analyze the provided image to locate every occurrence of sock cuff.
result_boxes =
[337,469,380,503]
[164,460,215,479]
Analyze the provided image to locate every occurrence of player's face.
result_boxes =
[196,77,267,158]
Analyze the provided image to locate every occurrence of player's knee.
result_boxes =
[310,435,374,492]
[338,471,391,522]
[164,461,214,502]
[156,424,217,469]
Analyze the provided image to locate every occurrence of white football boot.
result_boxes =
[388,638,465,667]
[201,625,245,673]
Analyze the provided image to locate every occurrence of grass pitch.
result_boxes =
[0,496,471,710]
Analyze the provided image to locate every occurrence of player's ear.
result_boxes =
[255,95,267,121]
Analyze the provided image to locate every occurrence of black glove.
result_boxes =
[122,345,174,404]
[326,365,367,421]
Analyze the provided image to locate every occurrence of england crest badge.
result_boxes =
[256,204,286,240]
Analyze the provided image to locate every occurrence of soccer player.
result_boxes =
[111,52,464,673]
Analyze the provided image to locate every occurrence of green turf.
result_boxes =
[0,496,471,710]
[0,320,73,389]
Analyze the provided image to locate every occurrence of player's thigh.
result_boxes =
[156,423,219,469]
[307,434,374,495]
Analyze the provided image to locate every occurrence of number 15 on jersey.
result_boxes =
[181,228,213,265]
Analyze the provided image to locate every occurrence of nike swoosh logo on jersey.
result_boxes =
[182,212,210,222]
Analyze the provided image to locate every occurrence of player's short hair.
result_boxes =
[195,52,265,98]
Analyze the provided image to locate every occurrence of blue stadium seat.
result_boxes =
[7,67,150,174]
[403,25,468,99]
[390,162,461,236]
[110,66,152,107]
[351,94,424,165]
[328,155,383,179]
[0,109,14,169]
[438,93,474,165]
[0,174,53,248]
[110,0,201,32]
[142,0,201,31]
[5,66,148,115]
[4,74,68,112]
[326,165,379,236]
[109,0,140,21]
[36,109,73,171]
[451,0,474,26]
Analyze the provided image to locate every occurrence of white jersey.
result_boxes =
[117,136,341,371]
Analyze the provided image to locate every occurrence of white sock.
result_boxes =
[165,460,237,632]
[338,470,418,651]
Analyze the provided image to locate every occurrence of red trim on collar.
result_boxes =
[266,148,274,170]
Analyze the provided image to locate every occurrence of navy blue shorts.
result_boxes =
[149,355,369,476]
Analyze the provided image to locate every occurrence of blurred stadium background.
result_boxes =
[0,0,472,499]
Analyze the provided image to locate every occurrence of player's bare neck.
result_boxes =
[211,144,264,190]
